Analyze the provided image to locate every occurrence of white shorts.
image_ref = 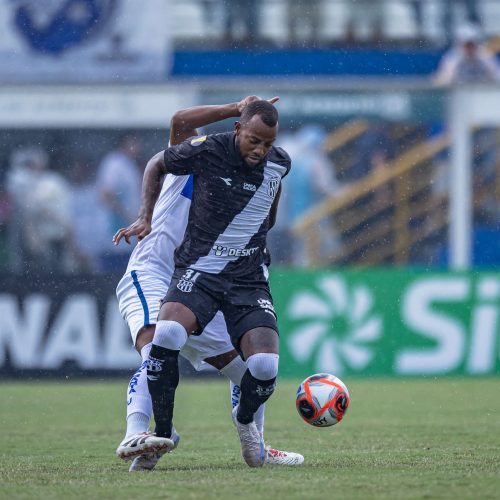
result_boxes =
[116,270,235,370]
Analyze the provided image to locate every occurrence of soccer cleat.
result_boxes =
[129,452,163,471]
[116,430,176,461]
[127,427,180,471]
[264,446,304,466]
[232,406,265,468]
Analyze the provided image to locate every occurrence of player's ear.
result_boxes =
[234,121,241,135]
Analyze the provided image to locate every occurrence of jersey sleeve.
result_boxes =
[163,135,210,175]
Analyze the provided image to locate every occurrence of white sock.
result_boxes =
[255,404,265,438]
[223,357,266,439]
[125,343,153,439]
[125,412,150,439]
[229,381,240,409]
[219,355,246,386]
[229,381,265,438]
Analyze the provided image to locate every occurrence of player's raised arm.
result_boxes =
[114,96,281,245]
[113,151,167,245]
[170,95,279,145]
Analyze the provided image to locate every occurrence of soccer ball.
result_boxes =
[296,373,350,427]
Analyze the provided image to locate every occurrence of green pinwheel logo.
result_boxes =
[286,275,382,374]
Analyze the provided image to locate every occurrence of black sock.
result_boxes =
[146,344,179,438]
[237,369,276,425]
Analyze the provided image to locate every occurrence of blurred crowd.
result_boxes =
[179,0,500,46]
[2,106,500,273]
[1,11,500,273]
[2,135,144,275]
[0,125,353,273]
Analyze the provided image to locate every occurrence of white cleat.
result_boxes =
[116,431,176,461]
[232,406,265,468]
[127,427,180,471]
[264,446,304,466]
[129,452,163,471]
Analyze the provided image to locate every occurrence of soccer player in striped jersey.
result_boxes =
[122,99,289,468]
[114,96,303,470]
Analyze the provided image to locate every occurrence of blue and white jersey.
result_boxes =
[125,173,193,278]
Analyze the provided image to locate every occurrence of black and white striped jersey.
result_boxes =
[163,131,291,276]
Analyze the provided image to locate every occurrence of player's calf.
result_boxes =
[147,320,187,437]
[236,353,279,425]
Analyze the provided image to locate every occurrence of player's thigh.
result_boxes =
[116,271,167,350]
[181,311,237,370]
[161,267,221,335]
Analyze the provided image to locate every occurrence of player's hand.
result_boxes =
[113,217,152,246]
[236,95,280,114]
[237,95,260,114]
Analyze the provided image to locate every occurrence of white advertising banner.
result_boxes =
[0,0,172,83]
[0,85,198,127]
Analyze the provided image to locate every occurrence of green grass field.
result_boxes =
[1,378,499,499]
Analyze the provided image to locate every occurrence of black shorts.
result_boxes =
[162,266,278,352]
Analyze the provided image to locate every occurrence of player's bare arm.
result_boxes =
[170,95,279,145]
[114,96,280,246]
[113,151,167,245]
[116,98,251,245]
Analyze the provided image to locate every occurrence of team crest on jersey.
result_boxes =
[267,177,280,199]
[177,279,193,293]
[191,135,207,146]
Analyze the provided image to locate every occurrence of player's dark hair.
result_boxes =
[240,100,278,128]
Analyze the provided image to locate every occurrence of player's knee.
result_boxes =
[158,301,200,333]
[247,353,279,381]
[153,320,188,351]
[240,327,279,359]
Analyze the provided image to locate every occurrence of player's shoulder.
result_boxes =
[185,134,212,151]
[167,133,214,159]
[269,145,291,165]
[185,131,231,152]
[267,146,292,176]
[206,131,234,151]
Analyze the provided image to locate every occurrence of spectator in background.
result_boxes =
[222,0,260,43]
[6,146,71,273]
[345,0,386,42]
[0,185,12,272]
[442,0,481,43]
[287,0,321,45]
[200,0,219,29]
[67,157,107,273]
[410,0,425,40]
[96,134,143,272]
[434,24,500,85]
[6,148,32,273]
[347,123,395,182]
[270,125,342,266]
